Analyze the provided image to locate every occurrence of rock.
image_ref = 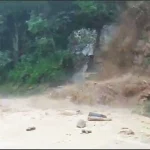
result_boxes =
[122,127,129,129]
[88,116,112,121]
[119,128,135,135]
[81,129,92,134]
[88,112,107,118]
[26,127,36,131]
[77,119,86,128]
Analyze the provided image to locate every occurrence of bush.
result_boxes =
[8,51,74,84]
[0,50,12,69]
[26,12,49,35]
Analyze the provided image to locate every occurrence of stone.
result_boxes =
[122,127,129,129]
[88,116,112,121]
[26,127,36,131]
[119,128,135,135]
[77,119,86,128]
[88,112,107,118]
[81,129,92,134]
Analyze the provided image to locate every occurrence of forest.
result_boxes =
[0,1,123,85]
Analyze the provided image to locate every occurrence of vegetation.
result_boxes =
[0,1,119,86]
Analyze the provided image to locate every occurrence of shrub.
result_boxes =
[8,51,73,84]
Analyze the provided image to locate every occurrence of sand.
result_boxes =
[0,97,150,149]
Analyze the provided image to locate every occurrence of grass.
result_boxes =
[0,83,49,97]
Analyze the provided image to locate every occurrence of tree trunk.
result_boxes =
[12,23,19,65]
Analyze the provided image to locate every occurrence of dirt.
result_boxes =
[50,73,150,108]
[0,91,150,149]
[0,73,150,149]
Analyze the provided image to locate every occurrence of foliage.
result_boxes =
[26,12,49,35]
[74,1,97,13]
[0,51,11,69]
[0,1,119,85]
[8,51,72,84]
[35,37,55,56]
[74,1,119,28]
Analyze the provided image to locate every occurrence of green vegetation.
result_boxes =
[0,1,120,86]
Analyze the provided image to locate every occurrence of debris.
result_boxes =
[122,127,129,129]
[81,129,92,134]
[26,127,36,131]
[88,112,107,118]
[77,119,86,128]
[88,116,112,121]
[119,128,135,135]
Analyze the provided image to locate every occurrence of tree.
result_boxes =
[0,1,48,65]
[74,1,119,50]
[0,1,120,84]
